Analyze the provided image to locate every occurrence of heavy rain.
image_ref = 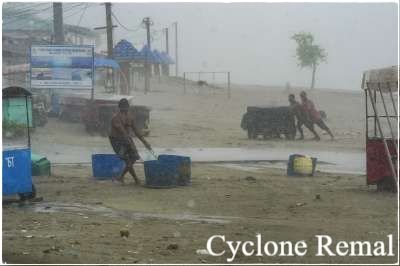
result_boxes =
[1,1,398,264]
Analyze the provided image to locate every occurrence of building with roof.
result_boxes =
[2,5,100,88]
[112,39,175,93]
[2,6,100,68]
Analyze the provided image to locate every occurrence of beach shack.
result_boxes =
[2,86,34,197]
[160,51,175,76]
[113,39,139,94]
[152,49,163,77]
[94,56,121,93]
[138,45,158,77]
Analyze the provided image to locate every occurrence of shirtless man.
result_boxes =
[300,91,334,140]
[288,94,320,140]
[109,98,152,184]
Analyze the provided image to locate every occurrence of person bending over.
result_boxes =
[300,91,334,140]
[288,94,320,140]
[109,98,152,184]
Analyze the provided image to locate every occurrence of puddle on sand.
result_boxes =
[36,145,364,175]
[214,163,265,172]
[216,161,364,175]
[30,202,236,224]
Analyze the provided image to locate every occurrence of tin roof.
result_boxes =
[362,66,399,92]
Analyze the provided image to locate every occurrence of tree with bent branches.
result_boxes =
[291,32,327,89]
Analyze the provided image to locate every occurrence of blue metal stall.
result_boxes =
[2,86,34,197]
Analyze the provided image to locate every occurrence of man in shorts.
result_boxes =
[300,91,334,140]
[109,98,152,184]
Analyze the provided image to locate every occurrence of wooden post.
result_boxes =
[105,3,115,92]
[183,72,186,94]
[174,22,178,77]
[388,81,398,116]
[53,3,64,44]
[143,17,152,93]
[227,71,231,99]
[25,96,31,147]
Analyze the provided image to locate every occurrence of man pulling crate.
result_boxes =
[109,98,153,184]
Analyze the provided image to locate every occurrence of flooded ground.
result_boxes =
[35,145,365,175]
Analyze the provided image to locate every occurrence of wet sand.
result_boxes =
[3,78,398,263]
[2,164,398,264]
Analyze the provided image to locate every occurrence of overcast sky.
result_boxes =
[61,2,399,90]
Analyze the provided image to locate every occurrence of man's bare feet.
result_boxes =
[112,176,125,184]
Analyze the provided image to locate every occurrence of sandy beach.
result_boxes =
[3,78,398,264]
[31,78,368,152]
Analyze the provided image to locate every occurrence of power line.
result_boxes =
[3,5,53,21]
[3,3,85,26]
[63,5,89,20]
[37,3,89,25]
[3,3,51,17]
[76,3,89,27]
[111,11,142,32]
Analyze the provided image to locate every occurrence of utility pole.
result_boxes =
[143,17,152,93]
[94,3,117,93]
[174,22,178,77]
[53,3,64,44]
[105,3,115,92]
[105,3,114,59]
[164,27,169,76]
[165,27,169,54]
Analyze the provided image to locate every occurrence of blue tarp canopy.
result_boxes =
[112,39,174,64]
[113,39,138,61]
[160,51,175,64]
[152,50,165,64]
[94,57,120,69]
[135,45,158,63]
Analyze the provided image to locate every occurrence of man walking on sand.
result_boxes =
[288,94,320,140]
[109,98,153,184]
[300,91,334,140]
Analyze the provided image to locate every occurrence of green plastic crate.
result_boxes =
[31,153,51,176]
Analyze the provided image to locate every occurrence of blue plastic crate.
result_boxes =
[144,159,179,188]
[158,155,191,186]
[92,154,125,180]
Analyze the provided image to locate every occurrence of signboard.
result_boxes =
[30,45,94,89]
